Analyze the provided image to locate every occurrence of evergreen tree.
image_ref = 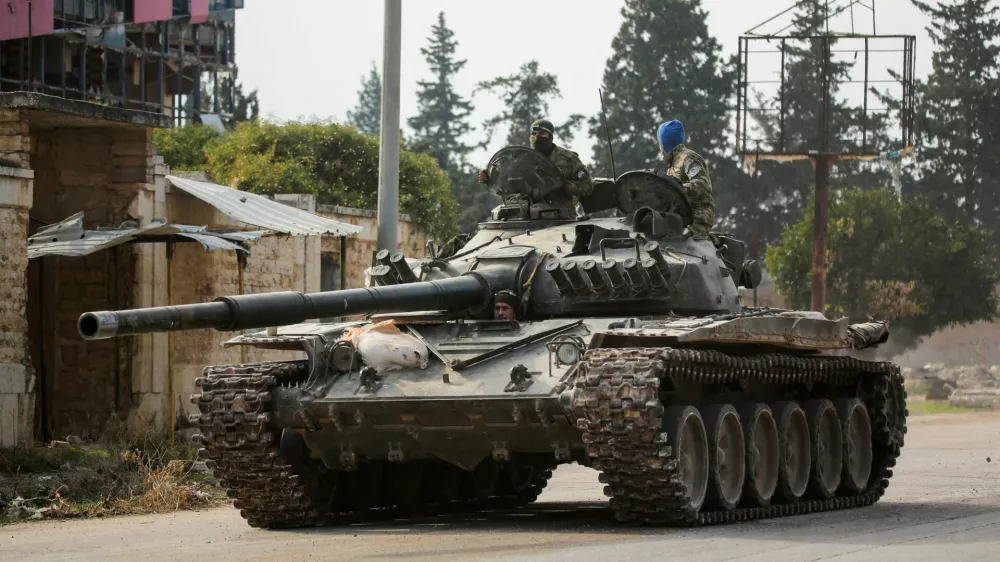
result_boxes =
[588,0,733,173]
[587,0,760,250]
[347,62,382,136]
[407,12,491,231]
[197,76,260,127]
[408,12,475,173]
[231,80,260,124]
[907,0,1000,244]
[477,60,582,147]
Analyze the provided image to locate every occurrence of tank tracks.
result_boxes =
[572,347,907,525]
[190,360,553,529]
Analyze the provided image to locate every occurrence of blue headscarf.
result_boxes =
[657,120,686,154]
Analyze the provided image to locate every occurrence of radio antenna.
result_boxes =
[599,89,618,183]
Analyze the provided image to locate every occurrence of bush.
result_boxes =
[152,124,221,171]
[153,120,460,240]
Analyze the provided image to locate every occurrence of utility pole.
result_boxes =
[376,0,402,253]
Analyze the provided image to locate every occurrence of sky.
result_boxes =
[233,0,936,168]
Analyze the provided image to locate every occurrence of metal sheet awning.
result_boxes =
[166,175,363,237]
[27,212,266,259]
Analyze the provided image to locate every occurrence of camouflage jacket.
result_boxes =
[546,145,594,201]
[653,144,715,237]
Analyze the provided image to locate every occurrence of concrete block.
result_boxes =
[110,167,149,184]
[0,364,26,394]
[0,151,28,168]
[112,155,154,168]
[111,142,149,157]
[0,136,23,151]
[59,170,108,188]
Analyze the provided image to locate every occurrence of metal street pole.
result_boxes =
[376,0,402,253]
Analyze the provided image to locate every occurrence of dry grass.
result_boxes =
[1,417,224,523]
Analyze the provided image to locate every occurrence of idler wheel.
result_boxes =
[805,399,843,499]
[836,398,873,494]
[775,401,811,502]
[663,405,709,513]
[702,404,746,511]
[737,402,779,507]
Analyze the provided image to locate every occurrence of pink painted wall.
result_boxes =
[133,0,173,24]
[190,0,209,24]
[0,0,54,41]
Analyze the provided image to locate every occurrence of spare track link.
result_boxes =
[572,348,907,525]
[191,360,553,529]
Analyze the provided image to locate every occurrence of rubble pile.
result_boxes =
[903,363,1000,409]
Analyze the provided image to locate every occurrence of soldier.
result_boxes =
[479,119,594,206]
[493,290,519,320]
[652,119,716,237]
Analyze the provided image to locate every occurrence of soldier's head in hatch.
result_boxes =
[493,290,519,320]
[530,119,555,155]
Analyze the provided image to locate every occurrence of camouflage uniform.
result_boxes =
[545,145,594,204]
[654,144,715,237]
[437,232,471,259]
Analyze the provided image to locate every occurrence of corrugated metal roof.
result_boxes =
[166,175,363,237]
[27,212,265,259]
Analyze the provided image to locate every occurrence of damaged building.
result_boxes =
[0,2,431,447]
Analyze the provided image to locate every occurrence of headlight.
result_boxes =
[331,342,358,373]
[556,342,581,365]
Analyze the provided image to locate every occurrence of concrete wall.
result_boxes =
[0,161,34,447]
[1,107,34,447]
[314,204,429,290]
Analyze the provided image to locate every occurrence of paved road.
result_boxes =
[5,411,999,562]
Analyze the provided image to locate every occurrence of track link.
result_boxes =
[572,348,907,525]
[191,361,553,529]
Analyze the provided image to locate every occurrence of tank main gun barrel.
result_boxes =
[78,274,491,340]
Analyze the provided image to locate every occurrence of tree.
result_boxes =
[905,0,1000,246]
[588,0,733,173]
[408,12,475,174]
[152,124,221,170]
[230,79,260,124]
[197,76,260,127]
[203,120,459,241]
[586,0,763,253]
[766,187,998,355]
[346,62,382,136]
[477,60,583,148]
[407,12,492,231]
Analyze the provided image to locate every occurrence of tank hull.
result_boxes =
[192,313,906,528]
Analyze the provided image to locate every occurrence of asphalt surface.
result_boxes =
[5,411,999,562]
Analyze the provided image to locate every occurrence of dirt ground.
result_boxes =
[4,411,999,562]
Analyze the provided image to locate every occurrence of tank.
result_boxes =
[77,146,907,529]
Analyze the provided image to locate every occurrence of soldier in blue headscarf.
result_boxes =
[652,120,715,237]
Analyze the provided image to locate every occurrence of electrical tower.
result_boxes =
[735,0,916,312]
